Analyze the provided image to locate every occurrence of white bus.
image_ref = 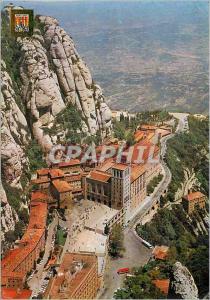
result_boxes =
[141,239,153,249]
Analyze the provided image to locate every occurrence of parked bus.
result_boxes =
[126,274,135,277]
[117,268,130,274]
[141,239,153,249]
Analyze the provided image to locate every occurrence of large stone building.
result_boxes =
[85,149,156,223]
[110,164,131,212]
[121,140,161,184]
[86,170,112,207]
[182,191,206,214]
[52,160,81,175]
[2,287,32,299]
[48,252,99,299]
[130,165,146,215]
[86,164,131,214]
[50,180,72,209]
[31,164,83,207]
[1,201,47,289]
[52,161,83,200]
[86,162,146,223]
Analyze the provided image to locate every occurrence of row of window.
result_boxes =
[73,272,98,298]
[87,183,109,196]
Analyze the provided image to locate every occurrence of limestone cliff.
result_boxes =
[17,14,112,151]
[1,187,19,249]
[1,60,30,246]
[1,7,112,244]
[1,60,30,187]
[168,262,199,299]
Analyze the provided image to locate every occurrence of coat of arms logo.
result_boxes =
[10,9,33,37]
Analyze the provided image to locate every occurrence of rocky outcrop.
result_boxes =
[39,15,112,135]
[17,15,112,151]
[1,187,19,245]
[1,61,30,245]
[18,31,65,151]
[175,168,201,201]
[168,262,199,299]
[1,7,112,248]
[1,60,30,188]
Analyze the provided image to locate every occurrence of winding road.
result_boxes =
[100,114,189,299]
[28,114,189,299]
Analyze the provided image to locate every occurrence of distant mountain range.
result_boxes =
[8,1,209,113]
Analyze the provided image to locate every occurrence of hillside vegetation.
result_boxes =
[166,116,209,201]
[113,110,172,141]
[114,260,169,299]
[136,204,208,296]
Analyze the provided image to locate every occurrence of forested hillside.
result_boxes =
[166,116,209,201]
[136,206,208,297]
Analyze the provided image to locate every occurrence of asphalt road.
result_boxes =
[28,114,188,299]
[100,228,152,299]
[100,115,189,299]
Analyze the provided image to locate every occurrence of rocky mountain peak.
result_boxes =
[17,14,112,151]
[1,8,112,248]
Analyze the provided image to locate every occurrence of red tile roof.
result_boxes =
[112,163,129,171]
[2,202,47,282]
[152,246,169,260]
[2,228,44,277]
[131,164,146,183]
[2,288,32,299]
[97,159,115,172]
[2,192,48,288]
[52,180,72,193]
[49,169,64,178]
[28,202,47,229]
[1,249,21,270]
[140,125,157,131]
[65,174,82,182]
[88,170,112,183]
[31,178,50,184]
[121,140,159,164]
[20,228,45,247]
[184,191,205,201]
[49,253,98,298]
[96,144,119,153]
[134,130,146,142]
[152,279,170,295]
[37,168,49,176]
[31,191,49,202]
[58,160,80,168]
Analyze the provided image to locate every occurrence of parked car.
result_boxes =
[117,268,130,274]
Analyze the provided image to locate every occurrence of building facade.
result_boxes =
[1,202,47,289]
[50,180,72,209]
[48,252,99,299]
[53,160,81,174]
[86,170,112,207]
[182,191,206,214]
[110,164,131,222]
[106,207,125,230]
[130,165,146,215]
[86,162,148,223]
